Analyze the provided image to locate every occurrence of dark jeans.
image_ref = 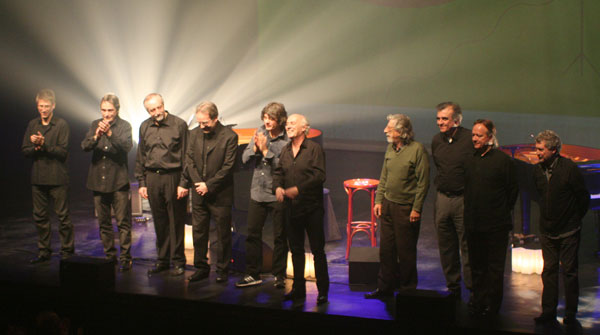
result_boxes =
[191,192,232,274]
[434,191,471,291]
[287,205,329,295]
[540,231,580,317]
[93,187,132,261]
[147,171,187,267]
[245,199,287,278]
[378,198,420,293]
[467,229,510,313]
[32,184,74,257]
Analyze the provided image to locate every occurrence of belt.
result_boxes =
[439,190,463,198]
[147,167,181,174]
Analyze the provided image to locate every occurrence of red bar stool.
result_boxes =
[343,178,379,259]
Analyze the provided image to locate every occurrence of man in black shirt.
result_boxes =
[464,119,518,318]
[135,93,189,276]
[184,101,238,283]
[82,94,133,271]
[532,130,589,326]
[274,114,329,305]
[431,102,473,299]
[22,89,74,263]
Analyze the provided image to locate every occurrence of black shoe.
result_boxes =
[30,255,50,264]
[216,272,228,283]
[235,274,262,287]
[534,314,556,324]
[118,260,132,272]
[364,289,393,299]
[105,256,117,264]
[61,253,74,260]
[563,315,577,325]
[171,266,185,276]
[273,275,286,289]
[284,288,306,301]
[188,270,209,282]
[317,294,328,305]
[147,264,169,276]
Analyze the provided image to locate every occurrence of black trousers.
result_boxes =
[540,231,580,317]
[287,205,329,294]
[434,192,471,291]
[93,187,132,261]
[146,171,187,267]
[32,184,74,257]
[245,199,287,278]
[191,192,232,274]
[378,198,420,293]
[467,229,509,313]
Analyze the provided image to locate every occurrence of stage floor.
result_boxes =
[2,148,600,334]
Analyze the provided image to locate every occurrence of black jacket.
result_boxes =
[534,156,589,236]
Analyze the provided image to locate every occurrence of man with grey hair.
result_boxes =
[365,114,430,299]
[274,114,329,305]
[82,94,133,271]
[431,102,473,300]
[184,101,238,283]
[22,89,74,263]
[135,93,189,276]
[532,130,589,326]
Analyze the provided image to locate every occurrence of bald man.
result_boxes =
[274,114,329,305]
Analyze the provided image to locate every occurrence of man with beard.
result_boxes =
[532,130,589,326]
[82,94,133,271]
[22,89,74,263]
[365,114,430,299]
[185,101,238,283]
[135,93,189,276]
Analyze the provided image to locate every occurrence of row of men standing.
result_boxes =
[22,89,329,304]
[22,90,588,318]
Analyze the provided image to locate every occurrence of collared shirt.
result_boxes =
[135,112,189,188]
[273,138,325,217]
[431,126,473,194]
[82,116,132,193]
[374,141,430,213]
[242,125,289,202]
[22,115,70,185]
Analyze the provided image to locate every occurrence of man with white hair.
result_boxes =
[274,114,329,305]
[365,114,430,299]
[533,130,589,326]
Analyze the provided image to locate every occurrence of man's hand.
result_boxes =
[275,187,285,202]
[195,182,208,195]
[373,204,382,218]
[256,132,268,156]
[409,210,421,223]
[139,187,148,199]
[284,186,299,199]
[176,186,189,199]
[31,131,45,149]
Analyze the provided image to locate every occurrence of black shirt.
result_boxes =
[464,148,518,232]
[82,116,132,193]
[273,138,325,217]
[534,156,589,237]
[431,126,474,193]
[135,112,189,188]
[22,115,70,185]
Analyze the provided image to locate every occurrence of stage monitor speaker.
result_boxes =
[229,232,273,274]
[60,256,115,292]
[395,289,455,330]
[348,247,379,285]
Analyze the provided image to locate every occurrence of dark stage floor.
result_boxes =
[2,147,600,334]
